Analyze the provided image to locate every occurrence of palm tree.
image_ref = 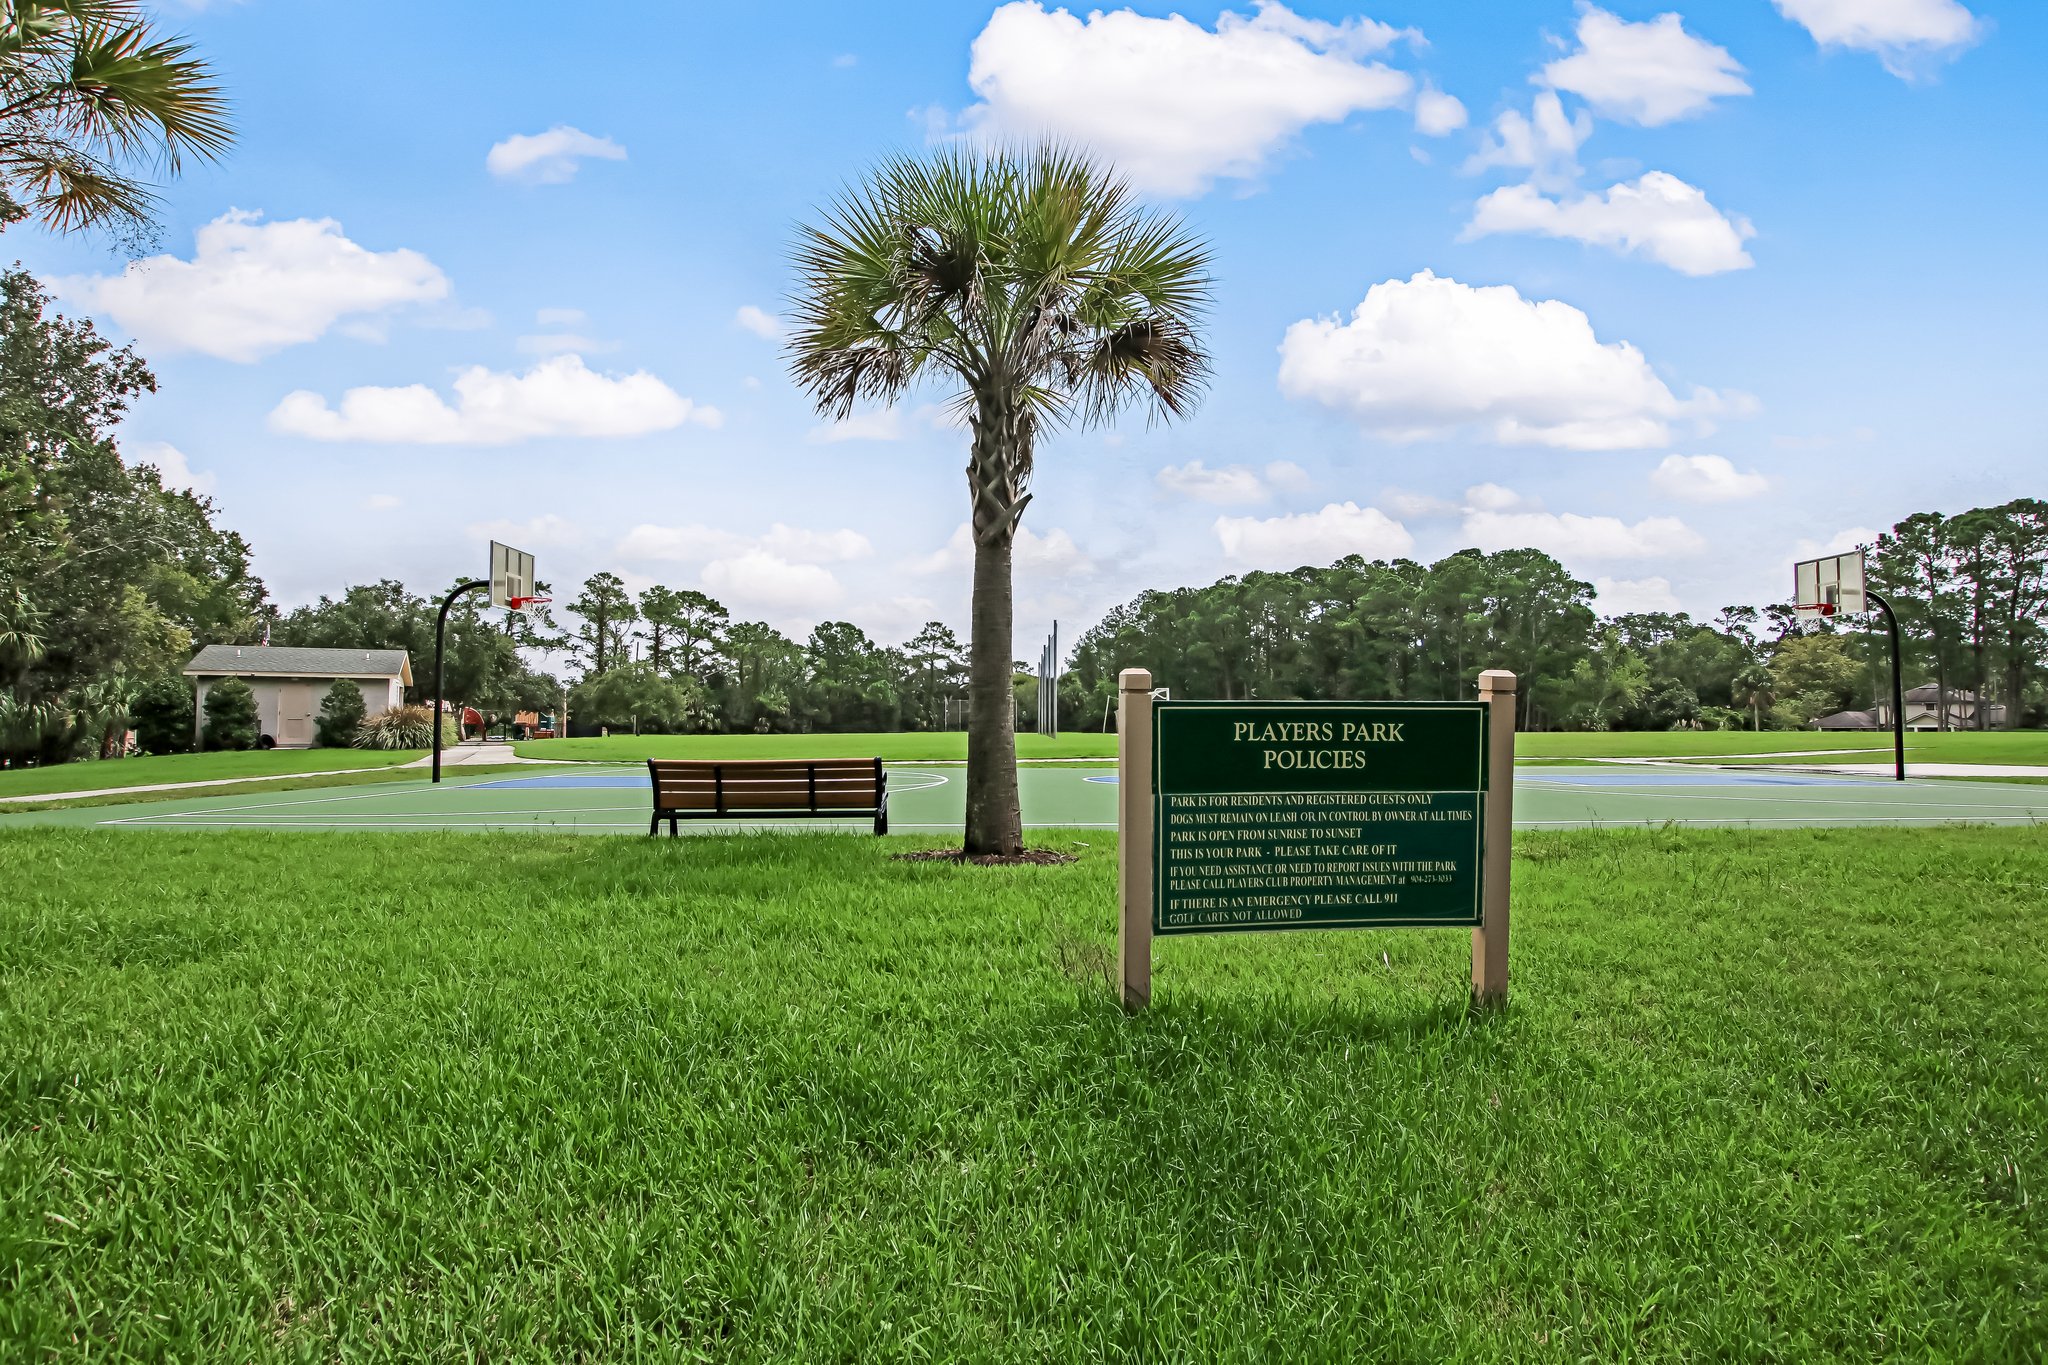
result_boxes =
[0,1,232,238]
[788,145,1212,854]
[1734,662,1775,732]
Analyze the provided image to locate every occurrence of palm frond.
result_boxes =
[786,142,1213,440]
[0,0,229,235]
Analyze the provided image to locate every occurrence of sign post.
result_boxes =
[1472,670,1517,1007]
[1116,671,1516,1011]
[1116,669,1154,1011]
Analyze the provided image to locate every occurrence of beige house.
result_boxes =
[1876,685,2006,732]
[184,645,412,748]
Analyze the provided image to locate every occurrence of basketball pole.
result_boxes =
[1866,589,1907,782]
[432,579,489,784]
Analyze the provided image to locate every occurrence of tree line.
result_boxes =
[1062,514,2046,733]
[555,571,973,736]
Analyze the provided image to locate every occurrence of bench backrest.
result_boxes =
[647,757,884,813]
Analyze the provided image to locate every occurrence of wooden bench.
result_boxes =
[646,757,889,836]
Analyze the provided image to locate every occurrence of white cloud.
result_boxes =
[832,53,859,69]
[1463,508,1705,560]
[1413,84,1467,136]
[910,523,1095,577]
[617,522,873,566]
[1462,171,1756,276]
[957,1,1414,196]
[485,126,627,183]
[1155,458,1311,505]
[269,355,720,446]
[1265,460,1312,491]
[1277,271,1745,450]
[1773,0,1983,78]
[1388,483,1537,517]
[363,493,402,511]
[1464,91,1591,191]
[58,210,448,362]
[809,409,902,443]
[1463,482,1533,513]
[1537,6,1750,126]
[535,307,586,327]
[127,441,214,495]
[1794,527,1879,561]
[1650,454,1770,502]
[700,552,845,614]
[1593,575,1681,614]
[516,332,619,357]
[465,514,584,549]
[1214,501,1414,569]
[735,305,782,339]
[1381,487,1460,519]
[807,404,964,443]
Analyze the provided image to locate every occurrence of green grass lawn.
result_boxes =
[0,748,423,799]
[518,732,1120,762]
[2,828,2039,1359]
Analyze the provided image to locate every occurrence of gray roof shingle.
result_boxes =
[184,645,412,682]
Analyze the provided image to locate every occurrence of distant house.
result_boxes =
[1812,710,1877,731]
[183,645,412,748]
[1876,685,2006,732]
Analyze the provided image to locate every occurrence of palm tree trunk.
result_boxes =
[963,393,1030,856]
[965,531,1023,854]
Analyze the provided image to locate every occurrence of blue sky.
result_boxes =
[13,0,2044,654]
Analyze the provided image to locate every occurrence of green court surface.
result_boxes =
[8,763,2046,833]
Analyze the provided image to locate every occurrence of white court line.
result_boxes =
[105,775,498,822]
[1518,781,2044,813]
[1521,815,2045,827]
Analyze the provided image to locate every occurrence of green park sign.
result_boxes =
[1114,671,1519,1012]
[1151,701,1488,934]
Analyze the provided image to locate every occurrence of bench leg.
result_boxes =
[649,811,660,837]
[874,806,888,836]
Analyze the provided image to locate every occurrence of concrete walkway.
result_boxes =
[401,742,546,768]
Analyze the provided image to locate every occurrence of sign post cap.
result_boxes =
[1478,669,1518,693]
[1119,668,1154,690]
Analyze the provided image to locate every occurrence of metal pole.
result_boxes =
[1866,589,1907,781]
[432,580,489,783]
[1048,621,1058,739]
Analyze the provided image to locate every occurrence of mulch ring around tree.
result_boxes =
[891,848,1078,867]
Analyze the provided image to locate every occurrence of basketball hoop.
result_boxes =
[506,595,551,613]
[1794,602,1837,618]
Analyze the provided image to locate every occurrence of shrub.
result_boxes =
[202,678,260,751]
[316,680,368,747]
[131,675,196,754]
[354,705,459,751]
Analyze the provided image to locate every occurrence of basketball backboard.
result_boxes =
[489,541,535,609]
[1793,549,1866,620]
